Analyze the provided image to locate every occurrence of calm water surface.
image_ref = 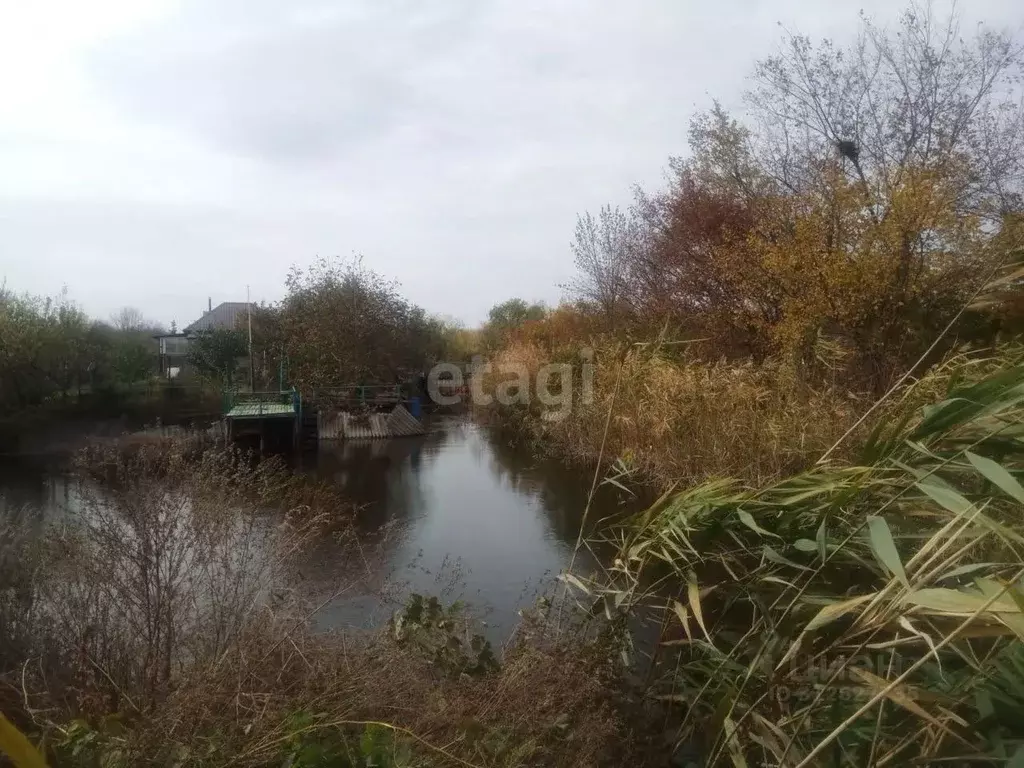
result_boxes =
[0,416,631,639]
[298,417,628,636]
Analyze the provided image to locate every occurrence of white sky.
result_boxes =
[1,0,1021,328]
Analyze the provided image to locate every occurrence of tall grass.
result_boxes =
[487,336,864,486]
[572,342,1024,765]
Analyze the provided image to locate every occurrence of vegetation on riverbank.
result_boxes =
[485,334,866,486]
[0,438,650,767]
[481,5,1024,489]
[471,6,1024,765]
[568,341,1024,765]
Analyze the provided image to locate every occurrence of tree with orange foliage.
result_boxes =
[567,4,1022,390]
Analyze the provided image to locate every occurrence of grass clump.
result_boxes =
[569,343,1024,765]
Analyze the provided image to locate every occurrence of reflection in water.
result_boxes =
[306,427,449,531]
[0,459,83,528]
[1,417,635,642]
[477,427,631,544]
[301,417,633,638]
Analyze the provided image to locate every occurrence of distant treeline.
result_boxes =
[0,258,482,420]
[0,294,165,414]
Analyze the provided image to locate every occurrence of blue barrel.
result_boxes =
[407,396,422,419]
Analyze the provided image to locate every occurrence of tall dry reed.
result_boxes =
[487,337,864,487]
[569,342,1024,766]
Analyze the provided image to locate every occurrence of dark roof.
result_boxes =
[184,302,250,333]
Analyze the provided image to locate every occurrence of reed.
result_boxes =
[487,336,865,487]
[571,342,1024,765]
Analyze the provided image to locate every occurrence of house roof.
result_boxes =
[184,302,250,333]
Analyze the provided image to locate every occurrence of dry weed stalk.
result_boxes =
[0,437,638,767]
[488,338,863,487]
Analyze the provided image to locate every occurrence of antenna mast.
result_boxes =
[247,285,254,391]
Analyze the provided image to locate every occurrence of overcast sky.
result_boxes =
[1,0,1020,329]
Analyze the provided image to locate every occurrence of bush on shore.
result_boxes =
[0,438,647,767]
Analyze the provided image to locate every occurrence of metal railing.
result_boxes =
[222,388,299,414]
[310,385,405,408]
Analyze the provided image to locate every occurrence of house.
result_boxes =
[183,301,251,334]
[156,299,251,378]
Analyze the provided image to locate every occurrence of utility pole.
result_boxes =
[247,285,254,391]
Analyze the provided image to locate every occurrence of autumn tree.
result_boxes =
[740,4,1021,382]
[747,3,1023,216]
[566,4,1021,388]
[280,256,444,389]
[566,206,644,321]
[565,109,769,350]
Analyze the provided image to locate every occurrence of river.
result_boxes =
[0,415,632,640]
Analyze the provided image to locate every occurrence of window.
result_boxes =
[161,337,189,355]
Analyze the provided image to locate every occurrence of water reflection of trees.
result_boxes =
[476,427,637,545]
[0,459,82,527]
[289,419,643,612]
[305,427,449,531]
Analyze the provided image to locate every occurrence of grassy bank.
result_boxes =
[477,327,1024,763]
[564,342,1024,765]
[0,382,223,456]
[483,336,867,488]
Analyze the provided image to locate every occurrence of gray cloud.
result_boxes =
[90,1,489,164]
[2,0,1021,327]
